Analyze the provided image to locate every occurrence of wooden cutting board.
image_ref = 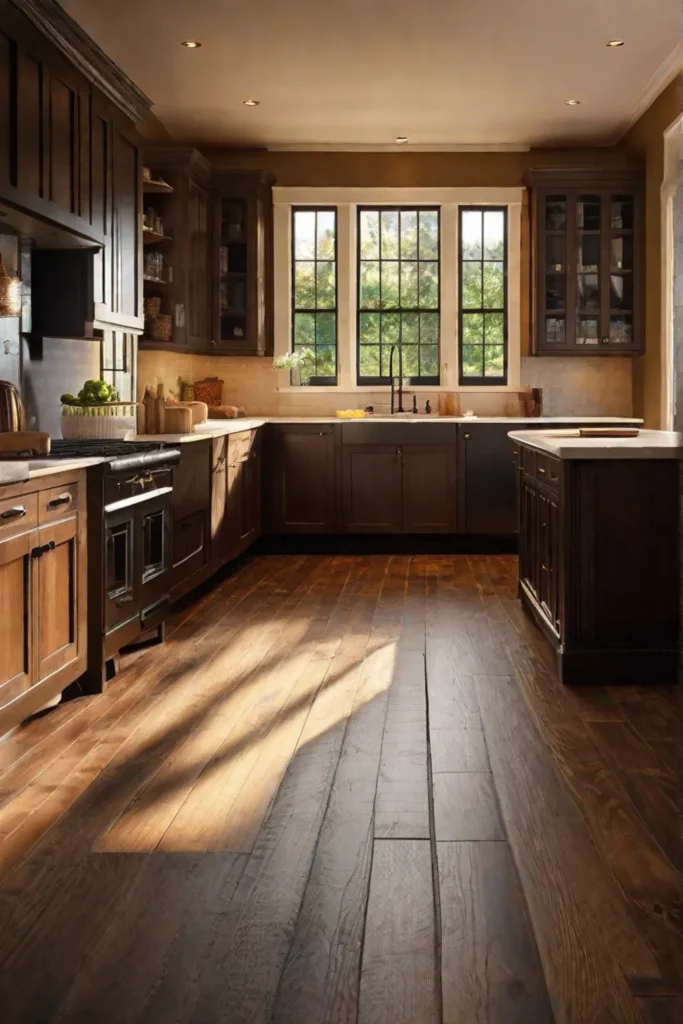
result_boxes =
[0,431,51,454]
[578,428,639,438]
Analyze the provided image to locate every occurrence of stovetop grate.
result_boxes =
[49,439,171,458]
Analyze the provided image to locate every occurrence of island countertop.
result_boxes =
[509,428,681,460]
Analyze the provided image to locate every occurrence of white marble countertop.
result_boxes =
[137,415,643,445]
[509,428,681,460]
[0,456,106,487]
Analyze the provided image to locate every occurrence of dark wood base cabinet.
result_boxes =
[171,439,212,601]
[516,442,680,685]
[0,469,88,735]
[265,424,337,533]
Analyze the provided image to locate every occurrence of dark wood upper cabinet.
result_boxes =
[526,168,645,355]
[266,424,337,534]
[138,146,212,352]
[0,3,149,250]
[211,171,275,357]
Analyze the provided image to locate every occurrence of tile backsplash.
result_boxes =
[138,349,634,419]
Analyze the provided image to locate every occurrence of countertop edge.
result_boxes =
[136,415,644,445]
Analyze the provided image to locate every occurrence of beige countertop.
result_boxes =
[137,415,643,445]
[509,428,681,460]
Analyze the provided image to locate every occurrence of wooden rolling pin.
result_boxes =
[0,431,51,455]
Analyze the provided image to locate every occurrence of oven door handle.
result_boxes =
[104,486,173,514]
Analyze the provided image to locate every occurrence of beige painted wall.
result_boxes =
[624,77,683,426]
[138,347,633,420]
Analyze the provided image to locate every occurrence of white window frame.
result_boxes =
[273,186,523,392]
[661,114,683,429]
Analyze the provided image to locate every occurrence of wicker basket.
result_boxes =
[144,296,162,318]
[147,313,173,343]
[193,377,223,406]
[61,402,139,440]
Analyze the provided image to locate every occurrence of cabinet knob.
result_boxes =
[538,466,546,475]
[464,433,471,440]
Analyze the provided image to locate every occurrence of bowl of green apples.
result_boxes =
[60,380,139,440]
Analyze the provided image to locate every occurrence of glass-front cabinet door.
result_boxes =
[528,170,643,355]
[211,171,275,357]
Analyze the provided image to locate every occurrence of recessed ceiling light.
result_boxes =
[607,39,624,47]
[565,99,581,106]
[395,136,409,144]
[181,40,201,48]
[243,99,260,107]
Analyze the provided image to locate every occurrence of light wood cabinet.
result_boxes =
[211,429,263,572]
[0,470,88,735]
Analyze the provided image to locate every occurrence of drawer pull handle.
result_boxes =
[538,466,546,475]
[1,505,26,521]
[47,493,72,509]
[116,593,134,607]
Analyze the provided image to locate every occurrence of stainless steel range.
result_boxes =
[47,439,182,693]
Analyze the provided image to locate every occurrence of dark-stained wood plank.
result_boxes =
[185,557,398,1024]
[637,997,683,1023]
[358,839,438,1024]
[476,672,664,1020]
[374,650,430,839]
[271,632,391,1024]
[438,841,553,1024]
[0,852,247,1024]
[433,771,504,841]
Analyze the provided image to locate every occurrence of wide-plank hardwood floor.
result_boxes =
[0,553,680,1023]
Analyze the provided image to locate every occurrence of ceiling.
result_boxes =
[62,0,682,149]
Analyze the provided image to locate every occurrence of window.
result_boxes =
[357,207,440,385]
[459,207,507,384]
[291,208,337,384]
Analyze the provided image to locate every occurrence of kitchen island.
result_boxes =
[510,429,681,685]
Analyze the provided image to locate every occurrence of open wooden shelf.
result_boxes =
[143,229,172,245]
[143,179,174,194]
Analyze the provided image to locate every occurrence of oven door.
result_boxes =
[138,491,172,628]
[104,506,138,633]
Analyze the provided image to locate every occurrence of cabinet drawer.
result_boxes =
[0,492,38,540]
[38,482,79,524]
[533,453,560,491]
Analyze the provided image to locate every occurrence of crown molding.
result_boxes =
[8,0,152,123]
[267,143,531,153]
[612,40,683,143]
